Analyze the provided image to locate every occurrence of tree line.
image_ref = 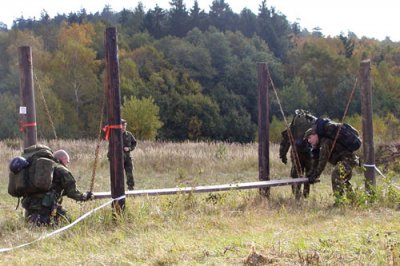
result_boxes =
[0,0,399,142]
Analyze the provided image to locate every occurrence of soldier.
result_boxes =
[304,119,360,203]
[279,110,317,199]
[21,149,92,226]
[121,119,137,190]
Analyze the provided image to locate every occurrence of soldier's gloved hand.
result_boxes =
[280,155,287,164]
[82,191,93,201]
[307,175,318,184]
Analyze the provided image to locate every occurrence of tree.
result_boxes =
[280,77,312,114]
[0,92,19,139]
[257,0,291,59]
[239,8,257,37]
[143,5,167,39]
[49,22,102,137]
[209,0,238,32]
[189,1,209,31]
[168,0,189,37]
[122,96,163,140]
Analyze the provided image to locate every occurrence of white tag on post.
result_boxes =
[19,106,27,114]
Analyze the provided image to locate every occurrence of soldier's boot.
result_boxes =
[303,183,310,198]
[126,174,135,190]
[292,184,302,200]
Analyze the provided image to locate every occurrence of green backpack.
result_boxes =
[8,144,56,197]
[290,109,317,141]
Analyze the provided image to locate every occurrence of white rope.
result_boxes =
[364,164,400,190]
[0,195,126,253]
[363,164,387,178]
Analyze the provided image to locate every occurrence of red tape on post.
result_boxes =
[102,124,123,140]
[19,122,37,132]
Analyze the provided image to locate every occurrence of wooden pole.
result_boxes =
[104,27,125,214]
[258,62,270,198]
[18,46,37,148]
[359,59,376,192]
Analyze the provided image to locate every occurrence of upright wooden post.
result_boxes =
[359,59,376,192]
[18,46,37,148]
[258,62,270,198]
[105,27,125,214]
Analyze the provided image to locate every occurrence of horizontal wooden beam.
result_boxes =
[92,178,309,199]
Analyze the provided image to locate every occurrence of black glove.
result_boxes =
[307,175,318,184]
[82,191,93,201]
[280,155,287,165]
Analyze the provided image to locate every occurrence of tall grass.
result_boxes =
[0,139,399,265]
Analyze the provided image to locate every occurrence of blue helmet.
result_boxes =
[9,156,29,174]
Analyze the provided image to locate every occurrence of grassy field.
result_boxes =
[0,139,399,265]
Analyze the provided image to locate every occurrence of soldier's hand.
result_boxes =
[124,147,129,152]
[307,175,318,184]
[280,155,287,164]
[82,191,94,201]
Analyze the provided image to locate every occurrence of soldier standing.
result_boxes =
[121,119,137,190]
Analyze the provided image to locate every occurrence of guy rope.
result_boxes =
[266,68,303,178]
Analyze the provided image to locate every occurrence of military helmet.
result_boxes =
[9,156,29,174]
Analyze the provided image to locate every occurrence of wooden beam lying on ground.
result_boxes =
[92,178,309,199]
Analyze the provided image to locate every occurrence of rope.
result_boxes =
[0,195,126,253]
[364,164,400,190]
[267,67,303,178]
[328,78,358,159]
[89,91,107,193]
[34,74,58,140]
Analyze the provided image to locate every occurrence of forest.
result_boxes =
[0,0,399,142]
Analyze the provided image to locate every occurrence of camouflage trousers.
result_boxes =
[290,153,312,199]
[331,160,354,197]
[22,192,71,227]
[25,205,71,227]
[124,155,135,189]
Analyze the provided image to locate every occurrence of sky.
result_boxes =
[0,0,398,42]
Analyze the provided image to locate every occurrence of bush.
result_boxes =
[122,96,163,140]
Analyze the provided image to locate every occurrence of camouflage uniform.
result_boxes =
[21,162,88,226]
[309,121,358,197]
[123,130,137,189]
[279,110,317,199]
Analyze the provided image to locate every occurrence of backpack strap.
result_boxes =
[315,118,330,136]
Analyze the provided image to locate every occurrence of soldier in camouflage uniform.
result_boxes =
[121,119,137,190]
[21,149,92,226]
[304,121,359,200]
[279,110,317,199]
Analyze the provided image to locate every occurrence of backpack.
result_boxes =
[315,118,362,152]
[8,144,56,197]
[289,109,317,148]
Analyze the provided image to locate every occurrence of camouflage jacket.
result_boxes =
[21,162,86,211]
[51,163,86,202]
[279,129,312,158]
[279,110,316,160]
[123,130,137,158]
[311,121,358,177]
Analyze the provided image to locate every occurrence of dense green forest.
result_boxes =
[0,0,399,142]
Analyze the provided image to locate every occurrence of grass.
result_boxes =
[0,139,399,265]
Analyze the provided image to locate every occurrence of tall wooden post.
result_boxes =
[359,59,375,192]
[105,27,125,214]
[258,63,270,197]
[18,46,37,148]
